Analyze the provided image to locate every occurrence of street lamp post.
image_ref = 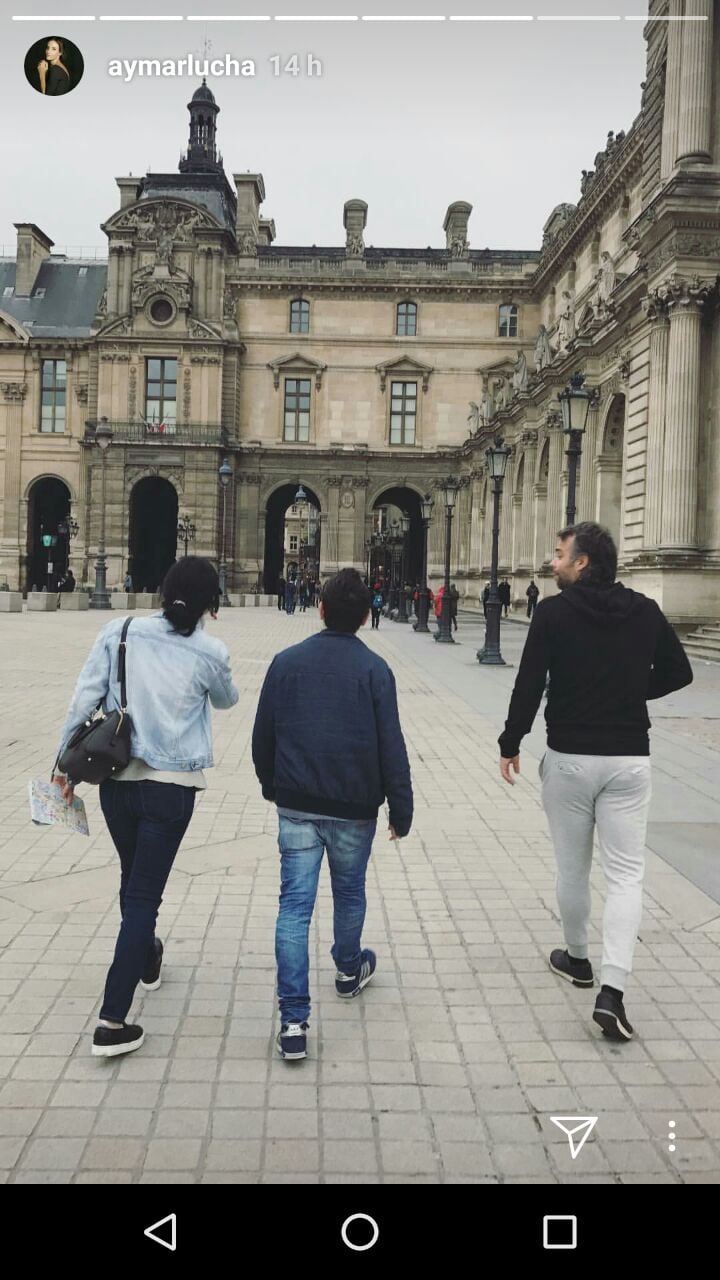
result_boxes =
[413,494,434,633]
[218,458,232,606]
[434,477,460,644]
[395,512,411,623]
[478,437,512,666]
[558,370,596,525]
[177,513,196,558]
[89,417,113,610]
[57,514,78,587]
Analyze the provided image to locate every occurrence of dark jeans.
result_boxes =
[277,593,285,610]
[98,780,195,1022]
[371,607,381,629]
[276,814,377,1024]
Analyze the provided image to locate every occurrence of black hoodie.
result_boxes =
[498,582,693,758]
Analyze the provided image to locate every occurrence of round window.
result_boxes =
[150,297,173,324]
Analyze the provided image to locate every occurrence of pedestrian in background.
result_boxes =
[252,568,413,1062]
[499,522,692,1042]
[277,575,286,611]
[449,583,459,632]
[55,558,239,1058]
[526,578,540,618]
[499,579,511,618]
[370,587,383,629]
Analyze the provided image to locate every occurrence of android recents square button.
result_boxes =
[543,1215,577,1250]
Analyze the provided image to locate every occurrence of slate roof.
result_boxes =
[0,257,106,337]
[139,173,236,232]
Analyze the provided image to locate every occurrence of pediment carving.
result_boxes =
[268,352,327,390]
[375,355,434,393]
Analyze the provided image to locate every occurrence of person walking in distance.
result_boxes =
[277,575,286,612]
[252,569,413,1062]
[370,587,383,630]
[449,583,460,632]
[54,558,239,1057]
[498,523,692,1042]
[499,578,511,618]
[526,578,540,618]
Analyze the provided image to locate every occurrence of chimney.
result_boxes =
[13,223,54,296]
[116,176,142,209]
[258,217,276,247]
[443,202,472,257]
[233,172,265,255]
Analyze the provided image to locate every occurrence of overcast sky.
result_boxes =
[1,0,648,255]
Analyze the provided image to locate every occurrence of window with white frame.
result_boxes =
[396,301,417,336]
[389,380,417,446]
[40,359,66,433]
[283,377,311,442]
[499,303,518,337]
[289,299,310,333]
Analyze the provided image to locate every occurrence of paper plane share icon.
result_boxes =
[550,1115,598,1159]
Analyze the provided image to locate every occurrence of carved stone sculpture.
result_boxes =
[597,250,617,306]
[556,291,576,352]
[346,233,364,257]
[534,324,552,371]
[512,350,528,395]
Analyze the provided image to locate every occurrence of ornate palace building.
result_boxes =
[1,2,719,622]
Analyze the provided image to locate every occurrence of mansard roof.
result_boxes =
[0,257,106,337]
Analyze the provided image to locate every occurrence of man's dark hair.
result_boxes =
[557,521,617,587]
[161,556,220,636]
[321,568,371,633]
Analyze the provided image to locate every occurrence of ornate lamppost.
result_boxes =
[57,513,79,588]
[434,477,460,644]
[89,417,113,610]
[395,512,411,623]
[413,493,434,633]
[177,513,196,558]
[477,437,512,666]
[218,458,232,606]
[558,371,597,525]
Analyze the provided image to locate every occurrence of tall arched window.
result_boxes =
[396,301,417,337]
[499,303,518,338]
[290,298,310,333]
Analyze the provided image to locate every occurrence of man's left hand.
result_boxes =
[500,755,520,785]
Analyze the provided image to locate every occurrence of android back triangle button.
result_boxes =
[549,1116,598,1159]
[144,1213,176,1252]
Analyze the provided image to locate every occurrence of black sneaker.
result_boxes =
[140,938,163,991]
[549,948,594,988]
[276,1022,309,1060]
[593,990,634,1041]
[92,1023,145,1058]
[335,948,377,998]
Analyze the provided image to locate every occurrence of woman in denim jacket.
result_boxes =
[55,558,239,1058]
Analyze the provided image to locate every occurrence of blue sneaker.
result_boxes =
[335,949,377,999]
[276,1022,309,1060]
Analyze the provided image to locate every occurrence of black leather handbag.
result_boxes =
[56,617,133,785]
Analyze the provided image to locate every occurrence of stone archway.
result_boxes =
[370,486,423,590]
[26,476,72,592]
[129,476,178,592]
[263,482,322,594]
[596,394,625,545]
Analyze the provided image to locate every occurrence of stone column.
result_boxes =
[543,415,564,562]
[532,481,547,571]
[675,0,714,166]
[519,430,538,568]
[0,381,27,588]
[659,277,711,550]
[322,478,342,574]
[577,401,599,526]
[660,0,684,179]
[642,293,670,548]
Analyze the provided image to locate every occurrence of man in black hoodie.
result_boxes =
[499,523,692,1042]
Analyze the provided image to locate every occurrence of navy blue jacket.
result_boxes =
[252,630,413,837]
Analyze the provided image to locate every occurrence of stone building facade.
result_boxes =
[0,2,718,621]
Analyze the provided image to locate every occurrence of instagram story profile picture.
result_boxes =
[25,37,84,97]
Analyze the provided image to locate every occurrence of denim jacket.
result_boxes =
[57,614,239,772]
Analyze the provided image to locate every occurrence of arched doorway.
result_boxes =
[26,477,72,592]
[370,487,423,593]
[596,394,625,544]
[129,477,178,592]
[263,482,322,593]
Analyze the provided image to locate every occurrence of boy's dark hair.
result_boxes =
[557,521,617,587]
[161,557,220,636]
[321,568,371,633]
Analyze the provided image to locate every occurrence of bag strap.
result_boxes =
[117,616,132,711]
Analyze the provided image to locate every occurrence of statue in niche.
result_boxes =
[450,234,468,259]
[556,291,576,352]
[238,229,257,256]
[534,324,552,371]
[494,377,511,412]
[467,402,482,434]
[155,225,175,270]
[597,250,617,307]
[512,350,528,395]
[346,233,364,257]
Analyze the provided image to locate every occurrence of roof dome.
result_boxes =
[191,78,216,105]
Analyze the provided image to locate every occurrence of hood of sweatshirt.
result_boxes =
[559,581,647,627]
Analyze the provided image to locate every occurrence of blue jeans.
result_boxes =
[98,780,195,1022]
[276,814,377,1024]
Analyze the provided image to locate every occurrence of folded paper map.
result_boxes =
[28,779,89,836]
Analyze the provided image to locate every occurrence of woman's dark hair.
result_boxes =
[161,557,220,636]
[557,521,617,587]
[47,37,70,76]
[321,568,371,633]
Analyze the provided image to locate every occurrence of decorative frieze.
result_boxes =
[1,382,27,402]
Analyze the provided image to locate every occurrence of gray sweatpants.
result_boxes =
[540,747,652,992]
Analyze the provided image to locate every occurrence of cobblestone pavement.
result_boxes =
[1,606,719,1185]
